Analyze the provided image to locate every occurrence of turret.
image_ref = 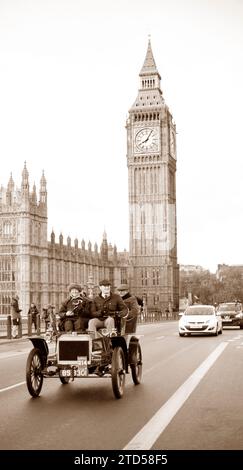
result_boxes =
[39,171,47,205]
[31,183,37,205]
[6,173,14,206]
[100,230,108,261]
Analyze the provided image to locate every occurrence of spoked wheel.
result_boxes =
[111,346,126,399]
[130,342,142,385]
[26,348,44,397]
[59,376,71,384]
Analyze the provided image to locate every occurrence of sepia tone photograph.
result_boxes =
[0,0,243,463]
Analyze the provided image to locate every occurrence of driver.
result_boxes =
[59,284,92,333]
[88,279,128,336]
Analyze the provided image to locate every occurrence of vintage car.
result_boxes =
[26,313,142,399]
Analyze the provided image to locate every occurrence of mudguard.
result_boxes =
[28,336,49,366]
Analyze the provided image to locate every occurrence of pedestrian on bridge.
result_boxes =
[11,294,22,339]
[28,302,39,333]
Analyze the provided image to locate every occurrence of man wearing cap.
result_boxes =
[117,284,140,323]
[88,279,128,335]
[59,283,92,333]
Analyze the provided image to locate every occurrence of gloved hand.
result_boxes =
[101,306,109,317]
[66,310,74,317]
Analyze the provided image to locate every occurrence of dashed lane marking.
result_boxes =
[123,341,228,450]
[0,381,26,393]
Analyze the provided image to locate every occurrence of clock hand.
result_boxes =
[142,130,153,144]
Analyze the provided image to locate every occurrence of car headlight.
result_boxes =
[206,318,215,325]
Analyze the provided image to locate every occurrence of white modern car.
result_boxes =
[179,304,223,337]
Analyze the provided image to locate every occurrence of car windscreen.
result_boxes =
[218,304,240,312]
[184,307,214,316]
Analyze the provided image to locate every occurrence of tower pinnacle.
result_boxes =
[39,170,47,205]
[21,161,29,193]
[140,38,161,79]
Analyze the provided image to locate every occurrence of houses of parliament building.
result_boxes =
[0,40,179,315]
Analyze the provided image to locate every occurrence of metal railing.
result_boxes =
[0,310,179,339]
[0,314,46,339]
[137,309,179,323]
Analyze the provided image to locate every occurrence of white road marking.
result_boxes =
[124,341,228,450]
[0,381,25,393]
[156,336,165,340]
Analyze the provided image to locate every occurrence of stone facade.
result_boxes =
[0,40,180,315]
[126,40,179,311]
[0,164,129,315]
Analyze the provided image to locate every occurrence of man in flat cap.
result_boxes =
[117,284,140,318]
[59,283,92,333]
[88,279,128,335]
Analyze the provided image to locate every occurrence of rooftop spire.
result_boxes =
[21,161,29,193]
[40,170,47,190]
[7,173,14,192]
[31,182,37,204]
[140,38,160,78]
[39,170,47,205]
[103,229,107,241]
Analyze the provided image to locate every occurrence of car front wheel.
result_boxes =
[26,348,44,397]
[111,346,126,399]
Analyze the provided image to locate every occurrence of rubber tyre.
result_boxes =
[26,348,44,397]
[60,376,71,384]
[111,346,126,399]
[130,343,142,385]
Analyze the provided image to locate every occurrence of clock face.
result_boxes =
[135,128,159,152]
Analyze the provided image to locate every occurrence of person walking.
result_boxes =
[28,302,39,333]
[11,294,22,339]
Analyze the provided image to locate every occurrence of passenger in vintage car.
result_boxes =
[58,283,93,332]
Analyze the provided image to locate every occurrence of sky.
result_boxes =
[0,0,243,273]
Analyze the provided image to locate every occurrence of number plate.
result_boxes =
[77,356,88,376]
[60,357,88,378]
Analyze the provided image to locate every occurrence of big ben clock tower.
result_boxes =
[126,39,179,312]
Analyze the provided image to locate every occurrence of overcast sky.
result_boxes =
[0,0,243,273]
